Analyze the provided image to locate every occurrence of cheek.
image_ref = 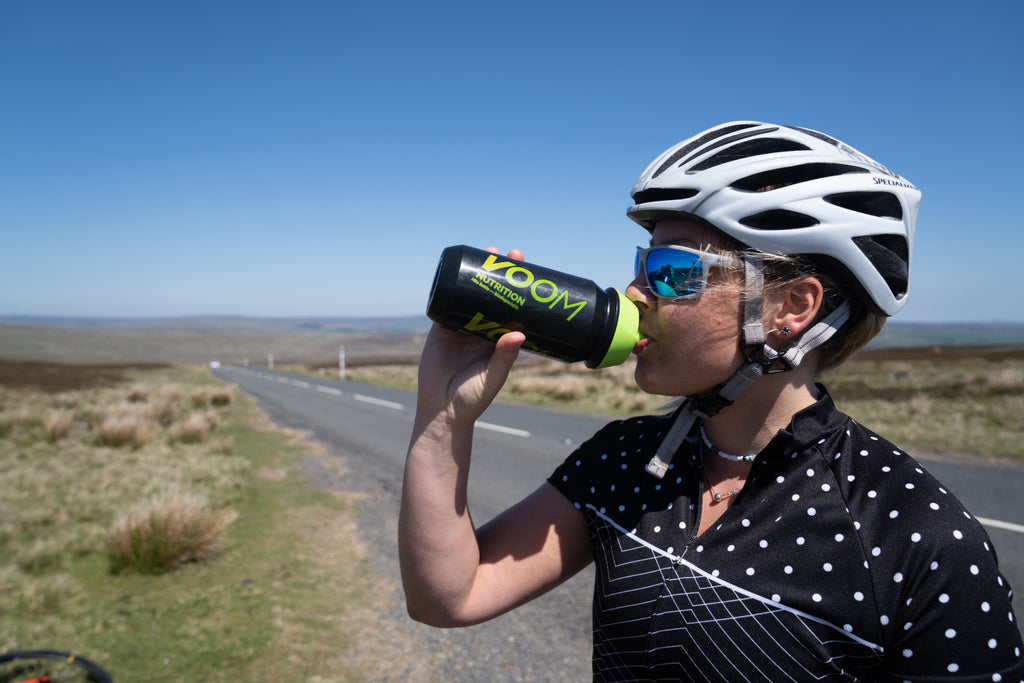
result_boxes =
[685,292,743,347]
[639,295,746,391]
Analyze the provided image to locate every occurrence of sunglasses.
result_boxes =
[634,245,739,300]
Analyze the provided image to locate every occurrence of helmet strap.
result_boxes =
[644,256,852,479]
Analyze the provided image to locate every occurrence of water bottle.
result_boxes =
[426,245,641,369]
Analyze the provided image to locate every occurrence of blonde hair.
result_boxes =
[757,251,886,374]
[693,220,887,374]
[701,240,884,374]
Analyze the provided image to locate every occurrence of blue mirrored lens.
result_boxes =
[642,247,704,298]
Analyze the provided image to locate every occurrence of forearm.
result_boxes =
[398,321,525,625]
[398,407,483,625]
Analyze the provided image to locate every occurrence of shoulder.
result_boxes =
[807,413,1023,664]
[564,411,679,463]
[548,411,685,508]
[807,410,984,557]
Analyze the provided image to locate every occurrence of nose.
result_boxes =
[625,276,656,311]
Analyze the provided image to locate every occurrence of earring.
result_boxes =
[780,325,791,336]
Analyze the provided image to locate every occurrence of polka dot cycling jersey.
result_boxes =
[548,391,1024,682]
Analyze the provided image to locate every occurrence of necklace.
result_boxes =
[699,424,756,463]
[700,471,741,501]
[699,424,746,503]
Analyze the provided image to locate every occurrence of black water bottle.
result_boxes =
[426,245,640,369]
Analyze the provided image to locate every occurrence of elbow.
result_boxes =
[403,590,480,628]
[407,602,464,630]
[399,548,486,627]
[406,602,449,628]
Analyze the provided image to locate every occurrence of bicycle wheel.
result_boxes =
[0,650,114,683]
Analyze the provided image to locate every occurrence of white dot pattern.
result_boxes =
[548,395,1024,680]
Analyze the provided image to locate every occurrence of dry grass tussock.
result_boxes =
[348,356,664,415]
[190,385,234,407]
[43,409,74,442]
[94,402,158,448]
[503,358,663,414]
[0,367,245,589]
[83,384,230,450]
[107,489,239,574]
[2,360,422,681]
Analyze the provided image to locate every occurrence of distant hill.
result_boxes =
[1,316,1022,365]
[0,315,433,335]
[870,322,1024,348]
[2,316,1023,346]
[0,316,431,365]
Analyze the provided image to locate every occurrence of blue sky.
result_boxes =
[2,0,1021,323]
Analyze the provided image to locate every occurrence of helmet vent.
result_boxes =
[651,123,761,179]
[852,234,909,299]
[825,192,903,220]
[739,209,819,231]
[785,125,843,148]
[731,163,868,192]
[631,187,699,205]
[689,138,810,174]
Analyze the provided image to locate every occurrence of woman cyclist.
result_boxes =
[399,121,1024,680]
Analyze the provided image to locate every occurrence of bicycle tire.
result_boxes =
[0,650,114,683]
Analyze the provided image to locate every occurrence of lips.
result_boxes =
[633,336,651,354]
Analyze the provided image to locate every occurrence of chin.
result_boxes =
[634,364,679,397]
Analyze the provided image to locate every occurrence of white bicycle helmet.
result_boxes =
[627,121,920,316]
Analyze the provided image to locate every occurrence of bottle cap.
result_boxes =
[590,290,642,369]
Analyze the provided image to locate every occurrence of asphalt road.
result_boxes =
[214,365,1024,680]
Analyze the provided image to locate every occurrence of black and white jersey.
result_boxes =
[549,391,1024,682]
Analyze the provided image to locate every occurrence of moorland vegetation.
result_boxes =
[0,361,418,682]
[1,337,1021,680]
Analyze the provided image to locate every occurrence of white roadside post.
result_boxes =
[339,346,346,380]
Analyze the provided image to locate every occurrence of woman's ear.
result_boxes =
[766,276,825,345]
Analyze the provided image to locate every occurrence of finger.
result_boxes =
[483,246,526,261]
[483,331,524,393]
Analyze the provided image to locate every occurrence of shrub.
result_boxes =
[189,386,235,408]
[107,490,238,574]
[153,384,185,426]
[181,412,215,443]
[508,375,590,401]
[166,410,221,445]
[209,387,233,406]
[986,367,1024,394]
[126,384,149,403]
[43,409,74,442]
[94,403,157,448]
[189,387,210,408]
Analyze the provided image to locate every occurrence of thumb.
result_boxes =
[482,331,524,396]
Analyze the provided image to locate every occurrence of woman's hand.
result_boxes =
[416,323,524,424]
[405,248,591,627]
[416,248,526,425]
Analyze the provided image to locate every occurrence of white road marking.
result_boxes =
[476,421,531,438]
[978,517,1024,535]
[354,394,404,410]
[230,367,1024,536]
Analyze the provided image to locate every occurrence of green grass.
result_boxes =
[0,364,419,682]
